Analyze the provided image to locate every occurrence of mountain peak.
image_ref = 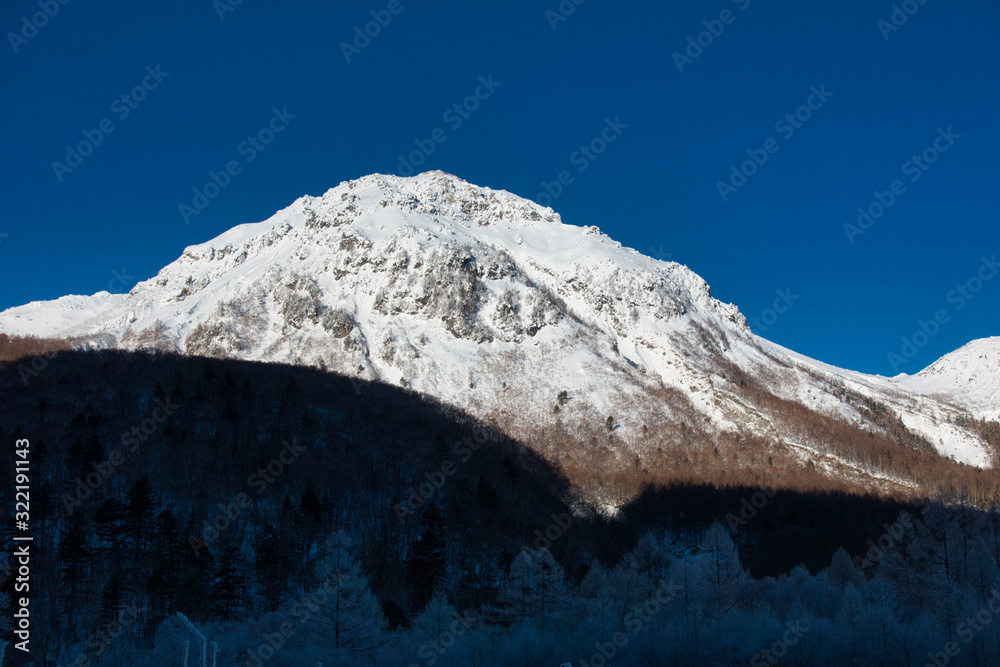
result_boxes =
[1,173,996,472]
[310,170,565,232]
[895,336,1000,421]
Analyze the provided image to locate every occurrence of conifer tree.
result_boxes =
[212,543,246,620]
[126,475,157,563]
[59,512,91,626]
[99,573,123,625]
[695,521,747,617]
[255,532,290,612]
[476,478,499,508]
[93,498,126,562]
[407,503,448,609]
[496,548,569,625]
[302,530,385,652]
[149,509,181,623]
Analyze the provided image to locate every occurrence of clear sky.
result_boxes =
[1,0,997,376]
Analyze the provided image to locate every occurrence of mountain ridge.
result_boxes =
[2,171,997,501]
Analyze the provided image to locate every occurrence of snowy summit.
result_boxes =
[2,171,997,483]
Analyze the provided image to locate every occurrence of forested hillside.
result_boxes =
[1,349,999,665]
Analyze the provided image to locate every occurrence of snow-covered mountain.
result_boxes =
[2,171,997,492]
[893,338,1000,422]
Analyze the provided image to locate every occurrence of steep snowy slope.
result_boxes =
[748,338,994,467]
[1,291,124,334]
[893,338,1000,422]
[1,171,996,477]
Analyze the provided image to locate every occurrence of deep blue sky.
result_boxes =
[1,0,997,375]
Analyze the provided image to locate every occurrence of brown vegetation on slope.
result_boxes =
[0,333,75,362]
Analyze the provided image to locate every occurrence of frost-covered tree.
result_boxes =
[911,505,964,643]
[965,536,1000,601]
[399,588,479,666]
[300,530,385,654]
[695,521,747,616]
[496,548,569,625]
[862,579,902,663]
[411,589,459,641]
[620,532,671,600]
[835,583,868,664]
[823,547,864,593]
